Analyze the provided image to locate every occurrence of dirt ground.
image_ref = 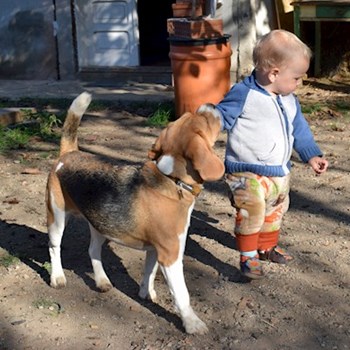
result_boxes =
[0,78,349,350]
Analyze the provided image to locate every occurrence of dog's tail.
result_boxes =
[60,92,92,156]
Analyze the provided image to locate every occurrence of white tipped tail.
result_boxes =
[60,92,92,156]
[70,92,92,118]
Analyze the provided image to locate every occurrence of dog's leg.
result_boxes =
[48,204,67,289]
[160,232,208,334]
[138,249,159,301]
[88,223,113,292]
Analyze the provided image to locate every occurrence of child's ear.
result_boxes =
[269,67,280,81]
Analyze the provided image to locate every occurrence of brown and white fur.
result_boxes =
[46,92,224,334]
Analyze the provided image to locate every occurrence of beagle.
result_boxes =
[46,92,224,334]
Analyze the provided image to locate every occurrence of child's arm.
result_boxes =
[292,98,324,162]
[215,83,248,131]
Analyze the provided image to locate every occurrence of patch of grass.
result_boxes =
[0,127,31,152]
[301,100,350,120]
[334,101,350,118]
[0,109,63,154]
[146,106,172,127]
[301,103,323,115]
[33,298,55,309]
[42,261,52,274]
[0,253,20,268]
[334,101,350,110]
[33,298,63,316]
[21,109,63,137]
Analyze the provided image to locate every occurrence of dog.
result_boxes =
[46,92,225,334]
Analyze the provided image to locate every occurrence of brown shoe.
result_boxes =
[258,246,293,264]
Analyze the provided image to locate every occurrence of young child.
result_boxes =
[198,29,328,279]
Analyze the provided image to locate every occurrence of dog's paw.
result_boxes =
[183,314,208,335]
[96,279,113,293]
[50,275,67,289]
[138,288,157,302]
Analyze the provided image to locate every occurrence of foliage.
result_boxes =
[301,103,323,115]
[42,261,52,274]
[0,253,20,268]
[0,109,62,154]
[21,109,63,136]
[302,100,350,120]
[146,106,172,127]
[32,298,63,316]
[0,126,31,152]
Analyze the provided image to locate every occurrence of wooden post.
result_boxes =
[314,21,321,76]
[293,4,301,37]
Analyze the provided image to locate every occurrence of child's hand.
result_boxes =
[308,156,328,175]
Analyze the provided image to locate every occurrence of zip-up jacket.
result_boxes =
[216,72,323,177]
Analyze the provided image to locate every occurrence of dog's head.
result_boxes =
[148,105,225,184]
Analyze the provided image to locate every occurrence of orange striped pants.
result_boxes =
[225,172,290,252]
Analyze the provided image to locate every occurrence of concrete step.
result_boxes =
[78,66,173,85]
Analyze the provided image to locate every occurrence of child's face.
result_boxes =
[270,56,310,96]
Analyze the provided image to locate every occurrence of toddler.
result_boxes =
[198,30,328,278]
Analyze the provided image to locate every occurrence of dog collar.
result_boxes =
[151,161,202,197]
[175,179,202,197]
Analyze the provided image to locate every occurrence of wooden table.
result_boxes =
[291,1,350,75]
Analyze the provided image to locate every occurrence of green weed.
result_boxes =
[334,101,350,118]
[33,298,63,316]
[21,109,63,137]
[42,261,52,274]
[146,106,172,127]
[0,109,62,154]
[0,127,31,153]
[0,253,20,268]
[301,99,350,119]
[301,103,323,115]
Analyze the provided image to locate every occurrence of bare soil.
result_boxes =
[0,79,349,350]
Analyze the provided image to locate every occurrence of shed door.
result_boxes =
[75,0,139,67]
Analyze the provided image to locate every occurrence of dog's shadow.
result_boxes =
[0,219,182,331]
[0,212,242,332]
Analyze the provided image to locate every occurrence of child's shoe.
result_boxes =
[258,246,293,264]
[240,255,264,279]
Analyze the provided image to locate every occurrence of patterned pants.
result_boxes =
[225,172,290,252]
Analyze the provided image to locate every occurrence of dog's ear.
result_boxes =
[148,130,165,160]
[148,141,161,160]
[186,135,225,181]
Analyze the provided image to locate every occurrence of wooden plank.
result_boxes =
[300,5,316,17]
[291,1,350,6]
[316,5,350,17]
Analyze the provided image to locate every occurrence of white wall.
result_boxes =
[217,0,276,82]
[0,0,57,79]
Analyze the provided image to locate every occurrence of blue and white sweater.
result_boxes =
[215,72,323,177]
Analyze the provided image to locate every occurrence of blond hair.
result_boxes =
[253,30,312,72]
